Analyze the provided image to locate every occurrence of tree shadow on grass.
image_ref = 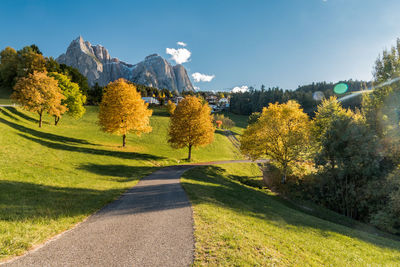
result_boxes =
[3,106,43,124]
[151,108,170,117]
[228,174,264,189]
[0,180,121,222]
[78,163,159,182]
[0,108,20,122]
[181,165,400,250]
[18,133,165,161]
[214,129,240,138]
[0,116,97,146]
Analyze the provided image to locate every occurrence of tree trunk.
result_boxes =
[54,116,60,126]
[188,144,192,161]
[281,164,287,184]
[38,111,42,128]
[122,134,126,147]
[281,174,286,184]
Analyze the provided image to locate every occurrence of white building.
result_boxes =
[218,98,229,108]
[142,97,160,105]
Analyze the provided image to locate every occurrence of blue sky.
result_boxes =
[0,0,399,91]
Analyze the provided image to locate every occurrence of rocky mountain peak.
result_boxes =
[57,36,194,92]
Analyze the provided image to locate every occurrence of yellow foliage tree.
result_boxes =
[11,71,66,127]
[167,100,176,115]
[168,96,215,160]
[98,79,152,147]
[241,100,310,183]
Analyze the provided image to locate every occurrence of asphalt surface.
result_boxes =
[4,165,195,267]
[3,160,267,267]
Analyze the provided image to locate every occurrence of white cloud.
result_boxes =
[192,72,215,82]
[166,48,191,64]
[177,41,187,47]
[193,86,200,91]
[231,85,249,93]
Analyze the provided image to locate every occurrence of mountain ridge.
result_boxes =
[57,36,194,92]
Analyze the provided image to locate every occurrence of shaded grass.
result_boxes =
[218,111,248,135]
[181,164,400,266]
[0,86,12,105]
[0,105,239,260]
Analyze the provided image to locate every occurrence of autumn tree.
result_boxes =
[11,71,65,127]
[48,72,86,125]
[168,96,215,160]
[167,100,176,115]
[98,79,152,147]
[213,114,235,129]
[241,100,310,183]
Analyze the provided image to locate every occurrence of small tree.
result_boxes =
[248,112,261,125]
[241,100,310,183]
[98,79,152,147]
[167,100,176,115]
[214,114,235,129]
[12,71,65,127]
[168,96,215,160]
[48,72,86,125]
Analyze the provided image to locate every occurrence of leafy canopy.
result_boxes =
[167,100,176,115]
[48,72,86,119]
[241,100,310,179]
[168,96,215,159]
[98,79,152,145]
[11,71,65,127]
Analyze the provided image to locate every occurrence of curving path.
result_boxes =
[2,160,266,267]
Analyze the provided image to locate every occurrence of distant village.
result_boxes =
[142,92,230,113]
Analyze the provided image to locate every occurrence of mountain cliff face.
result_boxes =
[57,37,194,92]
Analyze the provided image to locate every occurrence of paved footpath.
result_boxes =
[3,160,266,267]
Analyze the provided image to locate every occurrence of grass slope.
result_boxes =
[0,106,239,260]
[181,164,400,266]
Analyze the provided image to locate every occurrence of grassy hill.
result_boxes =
[181,164,400,266]
[0,105,241,260]
[2,98,399,265]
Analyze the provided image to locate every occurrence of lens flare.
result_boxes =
[334,83,348,94]
[313,91,324,101]
[337,77,400,102]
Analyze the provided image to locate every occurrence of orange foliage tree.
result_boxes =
[11,71,65,127]
[98,79,152,147]
[167,100,176,115]
[168,96,215,160]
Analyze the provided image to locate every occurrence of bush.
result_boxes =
[213,114,235,129]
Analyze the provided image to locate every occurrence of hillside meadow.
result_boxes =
[182,164,400,266]
[0,104,242,260]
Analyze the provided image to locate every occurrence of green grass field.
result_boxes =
[181,164,400,266]
[0,105,240,260]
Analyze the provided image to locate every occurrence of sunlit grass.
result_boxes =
[0,105,240,260]
[182,164,400,266]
